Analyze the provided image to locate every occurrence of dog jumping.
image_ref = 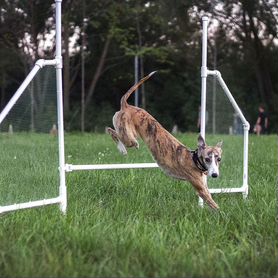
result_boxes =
[107,72,222,209]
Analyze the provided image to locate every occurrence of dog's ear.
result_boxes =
[216,141,223,148]
[197,134,206,149]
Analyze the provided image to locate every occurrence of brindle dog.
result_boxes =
[107,72,222,209]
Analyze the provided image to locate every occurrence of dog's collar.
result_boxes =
[191,149,208,173]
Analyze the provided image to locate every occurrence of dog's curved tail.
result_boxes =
[120,71,156,109]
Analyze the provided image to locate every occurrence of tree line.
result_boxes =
[0,0,277,133]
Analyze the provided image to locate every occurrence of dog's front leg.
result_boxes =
[191,178,219,210]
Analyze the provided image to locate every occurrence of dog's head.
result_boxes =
[197,135,223,178]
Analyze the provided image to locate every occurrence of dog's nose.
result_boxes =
[211,173,218,178]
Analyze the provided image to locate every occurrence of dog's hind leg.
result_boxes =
[113,112,139,150]
[106,127,127,155]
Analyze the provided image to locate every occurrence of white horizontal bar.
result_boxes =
[65,163,158,172]
[0,197,61,214]
[209,187,245,194]
[207,69,218,76]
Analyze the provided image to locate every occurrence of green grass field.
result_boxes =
[0,133,277,277]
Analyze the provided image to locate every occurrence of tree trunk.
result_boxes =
[136,11,145,108]
[249,15,276,112]
[241,5,276,115]
[140,55,146,109]
[84,35,111,110]
[81,0,86,132]
[63,18,70,118]
[1,70,6,109]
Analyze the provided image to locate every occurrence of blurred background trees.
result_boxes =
[0,0,277,133]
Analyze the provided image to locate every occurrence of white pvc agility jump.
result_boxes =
[0,0,67,214]
[199,17,250,206]
[0,0,157,215]
[0,4,249,215]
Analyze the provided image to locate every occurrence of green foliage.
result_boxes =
[86,102,115,133]
[67,102,115,132]
[0,133,277,277]
[0,0,277,132]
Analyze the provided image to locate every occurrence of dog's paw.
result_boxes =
[117,141,127,155]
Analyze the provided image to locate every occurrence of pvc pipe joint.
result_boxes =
[35,59,57,68]
[213,70,221,77]
[243,122,250,130]
[207,70,221,77]
[201,66,207,78]
[55,56,63,69]
[35,59,45,68]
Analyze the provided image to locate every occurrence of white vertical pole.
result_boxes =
[199,16,209,207]
[134,55,139,107]
[242,126,249,198]
[200,16,209,139]
[55,0,67,214]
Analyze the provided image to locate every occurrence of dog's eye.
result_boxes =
[217,157,221,162]
[205,158,211,163]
